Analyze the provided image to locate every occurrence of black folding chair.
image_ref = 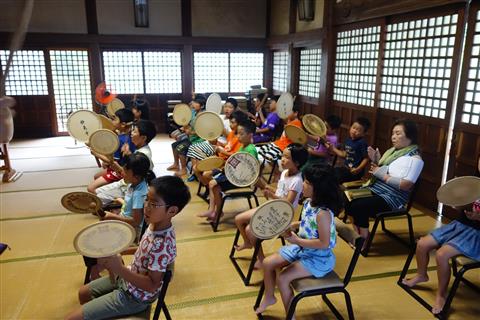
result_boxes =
[398,243,480,319]
[254,218,365,320]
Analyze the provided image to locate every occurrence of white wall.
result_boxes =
[191,0,266,38]
[0,0,87,33]
[96,0,182,35]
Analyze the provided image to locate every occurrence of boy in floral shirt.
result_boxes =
[66,176,191,320]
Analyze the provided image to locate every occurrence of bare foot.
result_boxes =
[402,274,429,288]
[234,243,253,251]
[432,295,446,315]
[174,169,187,177]
[255,296,277,314]
[167,164,178,171]
[197,210,215,218]
[253,259,263,270]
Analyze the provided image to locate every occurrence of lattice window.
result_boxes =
[272,51,289,92]
[462,10,480,125]
[0,50,48,95]
[50,50,92,132]
[144,51,182,94]
[380,14,458,119]
[193,52,229,93]
[298,48,322,98]
[103,51,143,94]
[230,53,264,92]
[334,26,380,107]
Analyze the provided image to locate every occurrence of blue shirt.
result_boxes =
[344,137,368,169]
[114,133,136,166]
[121,180,148,235]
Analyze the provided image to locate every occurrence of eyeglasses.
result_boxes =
[144,200,168,209]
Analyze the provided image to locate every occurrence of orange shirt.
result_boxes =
[274,119,302,150]
[219,131,241,160]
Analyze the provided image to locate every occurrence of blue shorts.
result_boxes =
[83,277,151,320]
[212,169,238,191]
[279,244,335,278]
[430,220,480,261]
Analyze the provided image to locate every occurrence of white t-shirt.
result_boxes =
[275,170,304,208]
[388,155,423,183]
[135,144,153,170]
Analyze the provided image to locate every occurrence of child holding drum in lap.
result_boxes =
[198,119,258,221]
[66,176,191,320]
[87,108,136,193]
[234,143,308,268]
[255,164,342,316]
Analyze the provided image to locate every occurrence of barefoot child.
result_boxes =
[255,164,342,316]
[66,176,191,320]
[198,119,258,221]
[402,163,480,316]
[234,143,308,267]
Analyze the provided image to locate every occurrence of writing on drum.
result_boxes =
[253,206,291,238]
[228,157,257,186]
[80,120,90,137]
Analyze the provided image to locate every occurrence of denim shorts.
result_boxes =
[83,277,151,320]
[430,220,480,261]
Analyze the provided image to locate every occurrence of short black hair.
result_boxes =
[124,153,150,179]
[292,105,300,114]
[150,176,191,212]
[135,119,157,144]
[238,119,256,135]
[225,97,238,108]
[392,119,418,144]
[193,94,206,107]
[115,108,134,124]
[271,95,281,102]
[326,115,342,130]
[231,109,249,124]
[287,143,308,169]
[256,93,266,101]
[355,117,371,132]
[303,163,343,215]
[132,98,150,120]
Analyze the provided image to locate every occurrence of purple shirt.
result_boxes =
[253,112,281,143]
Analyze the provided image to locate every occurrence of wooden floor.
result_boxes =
[0,135,478,319]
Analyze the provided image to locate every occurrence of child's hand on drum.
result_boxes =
[98,254,123,273]
[285,231,301,244]
[263,188,275,199]
[121,142,130,155]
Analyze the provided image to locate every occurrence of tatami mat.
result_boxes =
[0,135,478,319]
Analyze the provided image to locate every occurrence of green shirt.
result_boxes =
[239,143,258,159]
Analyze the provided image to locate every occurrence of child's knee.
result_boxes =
[209,180,217,188]
[78,285,91,304]
[435,246,455,263]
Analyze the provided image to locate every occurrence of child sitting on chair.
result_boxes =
[198,119,258,221]
[234,143,308,268]
[66,175,191,320]
[87,108,136,193]
[305,114,341,167]
[401,158,480,315]
[253,95,281,144]
[327,117,370,183]
[255,164,342,316]
[167,94,206,177]
[96,119,157,207]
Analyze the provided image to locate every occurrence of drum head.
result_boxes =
[194,111,224,140]
[302,114,327,137]
[276,92,294,119]
[284,125,307,145]
[106,98,125,118]
[74,221,136,258]
[89,129,119,156]
[197,156,225,172]
[97,114,116,131]
[250,200,295,240]
[206,93,222,114]
[437,176,480,207]
[61,192,102,213]
[67,110,102,142]
[225,152,260,187]
[173,103,192,126]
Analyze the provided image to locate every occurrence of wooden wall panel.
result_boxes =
[12,96,53,138]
